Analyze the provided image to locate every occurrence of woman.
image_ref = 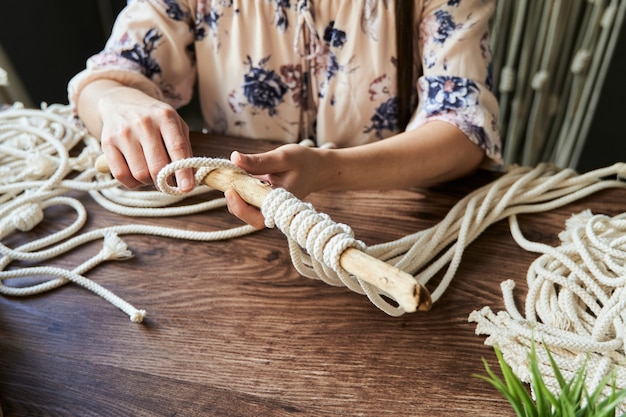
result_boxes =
[69,0,501,228]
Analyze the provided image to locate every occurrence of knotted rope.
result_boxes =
[470,210,626,407]
[0,103,255,322]
[1,103,625,329]
[156,154,626,316]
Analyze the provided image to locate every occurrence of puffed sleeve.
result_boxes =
[407,0,502,166]
[67,0,197,113]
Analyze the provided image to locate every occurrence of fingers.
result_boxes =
[103,145,144,189]
[158,108,194,192]
[101,104,194,192]
[230,146,292,176]
[225,189,266,230]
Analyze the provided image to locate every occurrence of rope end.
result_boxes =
[102,232,133,261]
[130,309,146,323]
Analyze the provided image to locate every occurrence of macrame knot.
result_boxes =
[616,162,626,181]
[498,67,516,93]
[101,232,133,261]
[571,49,591,74]
[601,3,617,28]
[26,154,57,178]
[531,71,549,90]
[0,67,8,86]
[71,146,100,172]
[11,203,44,232]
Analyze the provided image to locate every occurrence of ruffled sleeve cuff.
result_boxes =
[406,75,502,167]
[67,52,164,116]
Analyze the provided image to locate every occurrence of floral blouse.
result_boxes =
[68,0,502,165]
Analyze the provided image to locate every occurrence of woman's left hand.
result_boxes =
[225,144,328,228]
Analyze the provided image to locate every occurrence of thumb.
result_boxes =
[230,150,280,176]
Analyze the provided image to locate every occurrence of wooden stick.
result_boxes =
[95,155,432,312]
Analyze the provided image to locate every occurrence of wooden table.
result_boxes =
[0,133,624,416]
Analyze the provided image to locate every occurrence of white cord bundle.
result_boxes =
[0,103,255,322]
[362,163,626,314]
[470,210,626,406]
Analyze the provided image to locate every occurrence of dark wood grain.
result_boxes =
[0,133,624,416]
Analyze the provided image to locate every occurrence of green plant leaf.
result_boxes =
[475,357,529,416]
[528,340,557,414]
[477,341,626,417]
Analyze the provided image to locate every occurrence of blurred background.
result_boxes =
[0,0,624,172]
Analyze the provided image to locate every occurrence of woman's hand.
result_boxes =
[224,121,485,229]
[78,80,195,192]
[226,144,329,229]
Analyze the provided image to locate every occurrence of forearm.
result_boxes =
[318,121,484,192]
[74,79,136,139]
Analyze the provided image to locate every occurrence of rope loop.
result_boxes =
[261,187,366,289]
[155,157,241,195]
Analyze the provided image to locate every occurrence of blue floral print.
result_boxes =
[433,10,456,44]
[319,21,349,90]
[423,75,479,114]
[364,97,398,139]
[326,55,341,81]
[120,28,162,79]
[463,122,488,150]
[195,9,221,40]
[417,74,492,157]
[270,0,292,32]
[72,1,501,163]
[323,21,347,48]
[242,56,289,116]
[164,0,186,21]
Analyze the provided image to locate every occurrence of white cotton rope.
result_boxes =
[470,210,626,410]
[1,103,626,327]
[157,156,626,316]
[0,103,256,322]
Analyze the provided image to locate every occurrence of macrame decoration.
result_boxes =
[492,0,625,168]
[1,103,625,325]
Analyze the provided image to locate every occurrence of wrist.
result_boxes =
[313,147,350,193]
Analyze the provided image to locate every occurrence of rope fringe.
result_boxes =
[470,210,626,408]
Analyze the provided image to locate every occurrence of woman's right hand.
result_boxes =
[78,79,195,192]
